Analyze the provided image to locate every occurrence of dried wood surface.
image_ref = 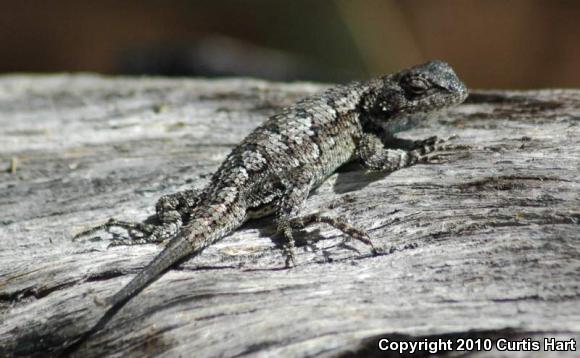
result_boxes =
[0,75,579,357]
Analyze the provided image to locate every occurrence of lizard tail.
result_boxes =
[106,236,196,308]
[59,239,196,357]
[60,210,243,357]
[107,208,243,308]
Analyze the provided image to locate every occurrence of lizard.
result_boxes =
[62,60,468,355]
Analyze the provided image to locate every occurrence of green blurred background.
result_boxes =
[1,0,578,88]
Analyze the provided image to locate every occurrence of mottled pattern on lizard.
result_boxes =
[65,60,468,354]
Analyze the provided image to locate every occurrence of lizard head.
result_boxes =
[363,60,468,132]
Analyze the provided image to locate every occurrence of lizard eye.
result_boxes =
[403,76,430,95]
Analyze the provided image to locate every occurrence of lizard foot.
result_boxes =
[415,135,472,163]
[277,214,376,267]
[286,213,378,257]
[276,219,298,268]
[73,218,174,247]
[410,135,464,154]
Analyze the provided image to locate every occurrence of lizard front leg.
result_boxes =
[357,133,453,171]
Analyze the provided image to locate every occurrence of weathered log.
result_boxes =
[0,75,578,357]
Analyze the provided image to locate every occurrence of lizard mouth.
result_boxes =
[383,88,468,133]
[407,85,468,113]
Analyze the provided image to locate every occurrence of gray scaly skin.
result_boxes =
[64,60,468,354]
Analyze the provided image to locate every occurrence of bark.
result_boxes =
[0,75,578,357]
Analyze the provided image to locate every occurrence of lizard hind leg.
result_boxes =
[72,218,161,246]
[74,188,201,246]
[273,169,316,267]
[274,170,376,267]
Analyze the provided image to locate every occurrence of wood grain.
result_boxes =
[0,75,578,357]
